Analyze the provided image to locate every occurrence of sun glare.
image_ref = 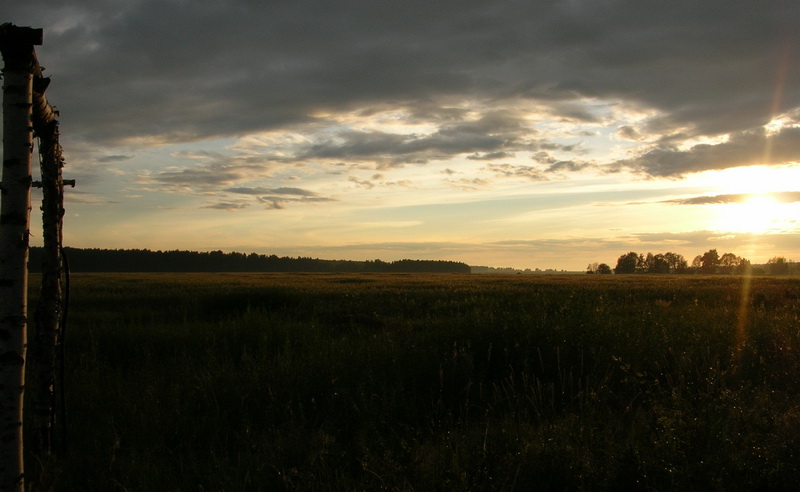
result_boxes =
[714,194,786,234]
[684,164,800,234]
[710,165,795,195]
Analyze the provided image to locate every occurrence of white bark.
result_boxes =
[0,24,38,492]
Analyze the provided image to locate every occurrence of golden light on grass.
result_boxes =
[733,272,752,375]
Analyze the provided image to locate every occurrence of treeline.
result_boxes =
[471,266,568,274]
[588,249,796,275]
[28,247,471,274]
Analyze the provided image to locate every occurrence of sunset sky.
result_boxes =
[4,1,800,270]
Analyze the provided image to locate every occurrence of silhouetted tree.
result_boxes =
[614,252,639,274]
[29,248,471,274]
[718,252,749,275]
[767,256,789,275]
[608,250,757,275]
[736,258,752,275]
[647,254,671,274]
[664,252,688,273]
[700,249,720,274]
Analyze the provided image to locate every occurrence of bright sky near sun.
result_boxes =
[4,1,800,270]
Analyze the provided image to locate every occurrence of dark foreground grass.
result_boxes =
[25,273,800,490]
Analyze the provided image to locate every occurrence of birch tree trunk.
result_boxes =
[0,24,40,492]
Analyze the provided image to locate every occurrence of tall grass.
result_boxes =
[26,273,800,490]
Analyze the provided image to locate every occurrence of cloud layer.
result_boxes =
[12,1,799,177]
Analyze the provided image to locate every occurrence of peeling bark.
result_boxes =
[29,59,66,457]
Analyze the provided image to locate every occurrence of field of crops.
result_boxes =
[27,273,800,490]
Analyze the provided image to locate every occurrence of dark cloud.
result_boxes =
[618,126,800,177]
[156,168,246,187]
[5,0,800,191]
[150,153,276,189]
[9,1,800,176]
[203,201,250,211]
[548,102,601,123]
[616,126,643,141]
[154,167,249,187]
[291,110,533,167]
[467,151,514,161]
[224,187,276,195]
[255,192,335,209]
[537,142,584,153]
[220,186,335,209]
[545,160,593,174]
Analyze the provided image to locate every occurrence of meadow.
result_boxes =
[26,273,800,491]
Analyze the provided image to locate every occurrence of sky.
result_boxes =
[4,0,800,270]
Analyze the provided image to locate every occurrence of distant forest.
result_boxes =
[28,247,471,274]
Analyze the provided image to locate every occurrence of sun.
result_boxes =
[687,165,800,234]
[688,164,800,196]
[714,194,785,234]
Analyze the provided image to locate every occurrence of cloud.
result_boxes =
[148,152,277,190]
[485,163,548,181]
[617,126,800,177]
[548,102,602,123]
[220,186,336,209]
[668,194,752,205]
[348,175,415,190]
[616,126,643,141]
[668,191,800,205]
[348,177,375,189]
[545,160,594,174]
[467,151,514,161]
[18,0,794,155]
[96,155,133,163]
[64,192,119,205]
[289,110,535,168]
[225,186,322,197]
[767,191,800,203]
[137,150,337,208]
[261,200,285,210]
[154,167,249,187]
[203,201,250,211]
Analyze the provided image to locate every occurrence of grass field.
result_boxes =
[25,273,800,490]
